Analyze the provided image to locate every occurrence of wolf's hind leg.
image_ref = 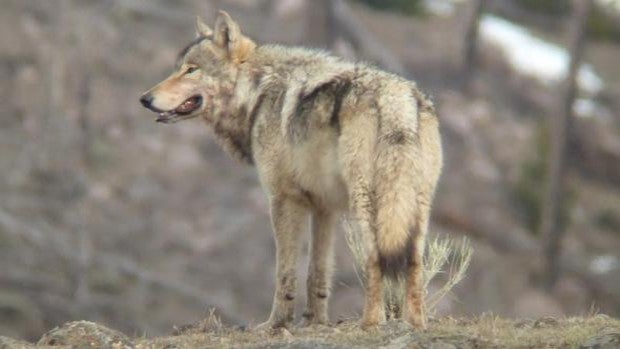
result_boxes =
[351,186,384,329]
[343,178,384,329]
[338,111,384,329]
[256,197,308,330]
[404,200,430,329]
[302,210,336,326]
[360,241,385,329]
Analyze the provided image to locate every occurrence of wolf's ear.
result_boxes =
[195,16,213,37]
[213,10,256,63]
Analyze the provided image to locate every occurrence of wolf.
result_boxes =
[139,11,442,330]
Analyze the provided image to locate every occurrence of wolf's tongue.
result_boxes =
[178,100,194,112]
[176,97,199,114]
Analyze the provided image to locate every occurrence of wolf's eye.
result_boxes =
[185,66,199,75]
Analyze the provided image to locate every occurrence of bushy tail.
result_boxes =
[374,146,418,278]
[373,91,422,278]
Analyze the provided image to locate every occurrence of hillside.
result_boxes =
[2,316,619,348]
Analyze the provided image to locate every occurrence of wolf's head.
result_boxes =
[139,11,256,124]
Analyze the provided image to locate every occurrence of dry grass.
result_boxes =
[427,314,620,348]
[4,314,619,348]
[424,237,473,314]
[343,218,473,316]
[129,314,619,348]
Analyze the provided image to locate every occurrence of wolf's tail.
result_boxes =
[373,88,433,278]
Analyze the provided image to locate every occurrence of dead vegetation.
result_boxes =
[2,315,618,349]
[344,219,473,319]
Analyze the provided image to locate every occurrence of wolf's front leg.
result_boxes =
[301,210,336,326]
[256,197,308,330]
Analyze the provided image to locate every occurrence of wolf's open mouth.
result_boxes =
[156,96,203,123]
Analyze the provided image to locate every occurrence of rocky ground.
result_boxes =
[2,315,619,349]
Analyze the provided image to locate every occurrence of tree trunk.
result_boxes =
[539,0,592,290]
[461,0,486,85]
[305,0,335,48]
[329,0,407,76]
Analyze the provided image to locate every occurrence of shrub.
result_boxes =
[511,122,574,235]
[515,0,570,15]
[343,219,473,317]
[355,0,424,16]
[516,0,620,42]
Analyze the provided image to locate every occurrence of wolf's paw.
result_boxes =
[404,313,427,330]
[359,312,385,330]
[299,311,330,327]
[254,319,290,332]
[359,319,380,330]
[360,316,383,330]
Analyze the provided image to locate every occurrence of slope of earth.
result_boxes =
[2,316,619,349]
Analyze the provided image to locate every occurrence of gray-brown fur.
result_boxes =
[140,11,443,331]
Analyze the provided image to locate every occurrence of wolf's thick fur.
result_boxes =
[140,12,442,330]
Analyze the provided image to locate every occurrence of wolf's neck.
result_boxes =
[204,69,266,165]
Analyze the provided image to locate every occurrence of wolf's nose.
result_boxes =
[140,94,154,109]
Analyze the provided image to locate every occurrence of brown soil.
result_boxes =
[2,315,618,349]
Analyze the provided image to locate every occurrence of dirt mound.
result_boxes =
[2,315,618,349]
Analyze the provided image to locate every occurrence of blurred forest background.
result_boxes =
[1,0,619,341]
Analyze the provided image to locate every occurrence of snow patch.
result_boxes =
[424,0,468,17]
[480,15,604,94]
[597,0,620,12]
[573,98,602,118]
[590,255,618,274]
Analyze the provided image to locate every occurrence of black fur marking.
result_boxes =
[209,91,266,165]
[288,84,310,141]
[301,189,318,208]
[316,291,328,299]
[290,77,352,140]
[237,105,251,161]
[385,130,407,145]
[411,87,436,115]
[245,93,266,163]
[275,90,286,117]
[294,84,311,116]
[374,98,383,140]
[252,72,263,89]
[330,81,352,134]
[213,120,250,164]
[379,235,413,279]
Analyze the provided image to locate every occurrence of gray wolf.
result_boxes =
[139,11,442,330]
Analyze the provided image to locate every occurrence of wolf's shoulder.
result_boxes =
[255,45,407,85]
[255,45,356,77]
[254,44,433,109]
[257,45,346,65]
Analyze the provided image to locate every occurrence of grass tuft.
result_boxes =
[343,218,473,315]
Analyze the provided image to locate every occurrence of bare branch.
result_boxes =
[539,0,592,290]
[0,207,243,325]
[330,0,407,76]
[110,0,189,22]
